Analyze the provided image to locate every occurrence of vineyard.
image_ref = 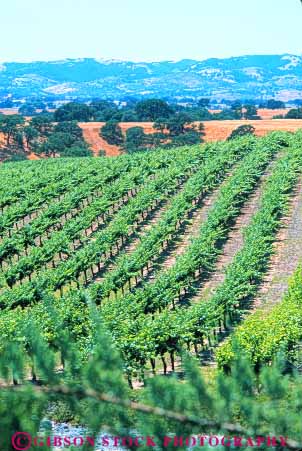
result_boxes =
[1,130,302,391]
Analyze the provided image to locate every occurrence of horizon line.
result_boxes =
[0,52,301,65]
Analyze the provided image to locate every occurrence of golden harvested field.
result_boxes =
[257,108,289,119]
[1,114,302,159]
[201,119,302,141]
[80,122,120,157]
[79,122,157,157]
[79,119,302,156]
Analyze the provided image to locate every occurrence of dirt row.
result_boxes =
[200,176,302,366]
[197,157,279,303]
[135,158,302,376]
[92,152,301,309]
[252,178,302,311]
[130,156,286,382]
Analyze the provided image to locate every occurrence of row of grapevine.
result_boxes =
[90,136,256,302]
[0,170,152,287]
[183,140,302,350]
[216,265,302,369]
[0,144,208,307]
[1,132,301,384]
[0,150,187,282]
[0,146,193,256]
[0,157,105,210]
[0,158,123,235]
[0,145,188,233]
[99,132,285,323]
[132,137,302,374]
[87,133,292,373]
[0,159,138,261]
[47,136,271,301]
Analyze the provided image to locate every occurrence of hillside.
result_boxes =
[1,54,301,101]
[2,133,302,445]
[1,132,302,380]
[79,119,302,156]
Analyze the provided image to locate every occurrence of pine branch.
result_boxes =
[7,384,302,450]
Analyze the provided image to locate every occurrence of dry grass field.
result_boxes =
[1,108,301,158]
[79,119,302,156]
[257,108,289,119]
[201,119,302,141]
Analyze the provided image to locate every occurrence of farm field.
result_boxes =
[201,118,302,141]
[1,107,302,159]
[79,119,302,156]
[1,130,302,387]
[257,107,289,118]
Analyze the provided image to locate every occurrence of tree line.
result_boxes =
[0,114,91,162]
[100,114,205,154]
[52,98,263,123]
[1,97,300,161]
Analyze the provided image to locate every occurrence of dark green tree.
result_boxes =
[30,114,54,137]
[153,117,168,133]
[135,99,173,121]
[198,98,211,108]
[14,131,25,149]
[90,100,120,121]
[153,115,205,148]
[0,316,302,451]
[125,126,148,153]
[23,126,39,149]
[18,104,37,116]
[228,124,256,140]
[0,115,25,146]
[54,102,93,122]
[170,130,202,146]
[244,105,260,120]
[37,131,88,157]
[54,121,84,139]
[121,110,138,122]
[286,108,302,119]
[101,121,124,145]
[166,112,193,136]
[266,99,286,109]
[230,100,243,119]
[212,109,240,120]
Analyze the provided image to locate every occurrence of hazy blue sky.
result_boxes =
[0,0,301,62]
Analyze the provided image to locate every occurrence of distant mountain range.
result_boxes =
[0,54,301,101]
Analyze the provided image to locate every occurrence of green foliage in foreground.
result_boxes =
[0,307,302,450]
